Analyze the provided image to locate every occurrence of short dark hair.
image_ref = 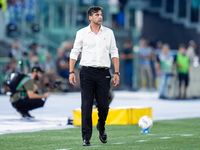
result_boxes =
[87,6,103,19]
[179,43,186,49]
[31,66,44,73]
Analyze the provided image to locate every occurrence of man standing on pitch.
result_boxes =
[69,6,120,146]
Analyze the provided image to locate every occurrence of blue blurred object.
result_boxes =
[26,14,35,22]
[141,129,150,133]
[117,11,125,26]
[6,21,18,37]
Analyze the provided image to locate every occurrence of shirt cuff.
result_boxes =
[70,53,78,60]
[111,53,119,58]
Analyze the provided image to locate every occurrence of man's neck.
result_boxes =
[90,23,101,34]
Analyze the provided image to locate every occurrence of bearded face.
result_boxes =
[89,10,103,26]
[34,73,39,81]
[34,72,43,81]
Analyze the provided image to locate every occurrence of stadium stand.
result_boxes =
[0,0,200,99]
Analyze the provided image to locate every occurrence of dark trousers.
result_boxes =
[12,98,45,114]
[178,73,189,87]
[80,66,111,140]
[124,63,133,88]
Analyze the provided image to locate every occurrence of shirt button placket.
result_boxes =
[96,35,99,66]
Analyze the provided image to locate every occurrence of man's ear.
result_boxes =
[89,16,92,22]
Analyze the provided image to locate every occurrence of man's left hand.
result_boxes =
[113,74,120,88]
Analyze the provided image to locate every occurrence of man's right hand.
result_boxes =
[177,63,183,69]
[69,73,76,85]
[156,69,161,76]
[43,92,51,98]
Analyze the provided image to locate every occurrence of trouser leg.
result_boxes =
[139,66,146,88]
[12,98,45,114]
[80,68,95,140]
[95,70,111,132]
[146,66,153,89]
[124,64,133,88]
[158,74,165,97]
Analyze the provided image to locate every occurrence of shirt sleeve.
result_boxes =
[9,50,13,58]
[156,55,160,63]
[24,79,34,91]
[70,30,83,60]
[174,55,177,62]
[109,30,119,58]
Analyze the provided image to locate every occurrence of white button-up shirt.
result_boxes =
[70,25,119,68]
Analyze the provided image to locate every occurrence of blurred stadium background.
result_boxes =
[0,0,200,97]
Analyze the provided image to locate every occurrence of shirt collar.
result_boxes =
[28,73,33,79]
[86,24,104,33]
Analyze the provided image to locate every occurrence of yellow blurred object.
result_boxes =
[155,78,158,88]
[0,0,7,11]
[142,79,147,88]
[73,106,152,126]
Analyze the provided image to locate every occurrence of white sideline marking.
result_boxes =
[135,140,149,142]
[90,145,101,147]
[180,134,194,136]
[160,137,171,139]
[112,142,126,145]
[179,134,194,137]
[0,116,75,135]
[169,134,194,137]
[56,149,71,150]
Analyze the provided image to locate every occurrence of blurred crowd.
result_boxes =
[120,38,198,99]
[0,38,199,98]
[1,39,81,93]
[0,0,199,101]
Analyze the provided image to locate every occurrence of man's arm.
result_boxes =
[69,30,82,86]
[69,59,77,85]
[155,61,161,76]
[109,30,120,87]
[139,54,151,59]
[25,79,50,99]
[112,57,119,72]
[27,91,50,99]
[127,53,134,59]
[112,57,120,87]
[155,55,161,76]
[173,54,182,68]
[120,53,134,60]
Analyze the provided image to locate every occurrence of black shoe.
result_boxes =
[15,110,30,118]
[97,122,107,143]
[26,112,35,118]
[159,96,167,99]
[22,112,35,119]
[99,130,107,143]
[15,110,23,117]
[83,139,91,146]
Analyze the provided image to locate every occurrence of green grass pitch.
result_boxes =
[1,118,200,150]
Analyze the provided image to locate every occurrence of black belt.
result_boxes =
[83,66,109,70]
